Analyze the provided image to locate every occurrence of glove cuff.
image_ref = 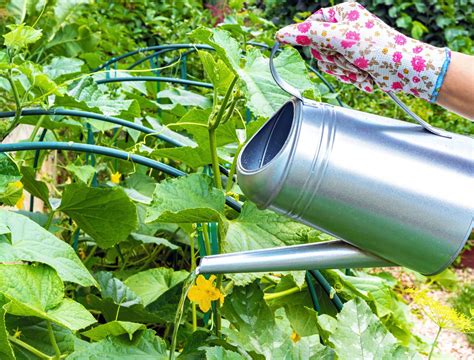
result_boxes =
[429,48,451,103]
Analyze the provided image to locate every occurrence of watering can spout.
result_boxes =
[197,241,393,275]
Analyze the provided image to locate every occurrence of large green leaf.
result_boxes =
[237,47,308,118]
[0,154,21,192]
[224,202,314,253]
[82,320,145,341]
[95,272,142,307]
[20,166,51,208]
[191,28,241,74]
[3,24,42,49]
[0,182,23,207]
[223,203,316,287]
[202,346,246,360]
[153,108,237,168]
[84,295,163,324]
[129,233,178,251]
[44,57,84,80]
[65,164,96,184]
[285,305,320,337]
[6,315,76,359]
[198,50,235,95]
[0,297,15,360]
[56,77,140,131]
[222,283,334,359]
[191,28,315,118]
[145,174,225,224]
[0,211,97,287]
[175,108,238,147]
[222,283,274,335]
[324,298,419,360]
[17,62,63,96]
[59,183,138,248]
[158,88,211,109]
[321,270,414,345]
[7,0,37,23]
[0,154,22,206]
[153,146,212,169]
[124,268,189,307]
[45,24,99,58]
[67,329,167,359]
[54,0,89,25]
[0,264,96,331]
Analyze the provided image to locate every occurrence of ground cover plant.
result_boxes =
[0,1,472,359]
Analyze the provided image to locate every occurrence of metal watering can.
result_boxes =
[198,43,474,276]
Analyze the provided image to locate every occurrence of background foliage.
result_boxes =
[0,0,472,359]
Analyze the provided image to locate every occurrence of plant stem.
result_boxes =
[263,285,306,300]
[44,210,56,230]
[190,232,197,332]
[202,223,211,256]
[428,326,442,360]
[215,232,223,335]
[2,72,23,140]
[47,321,61,360]
[8,335,52,360]
[225,142,244,193]
[7,71,21,122]
[28,115,46,142]
[208,127,222,189]
[207,76,238,190]
[210,76,238,130]
[83,245,97,266]
[221,97,239,125]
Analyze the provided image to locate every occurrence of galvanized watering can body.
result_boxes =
[236,98,473,275]
[198,43,473,276]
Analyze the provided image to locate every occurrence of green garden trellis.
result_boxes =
[0,42,344,316]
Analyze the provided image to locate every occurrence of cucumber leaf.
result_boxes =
[124,268,189,307]
[67,329,167,359]
[0,211,97,287]
[82,320,146,341]
[0,264,96,331]
[145,174,225,224]
[59,183,138,248]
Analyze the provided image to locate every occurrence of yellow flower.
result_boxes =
[411,290,472,332]
[110,172,121,184]
[15,192,25,210]
[13,182,24,210]
[187,275,223,313]
[290,330,301,343]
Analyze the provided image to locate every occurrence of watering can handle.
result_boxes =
[269,42,450,139]
[269,42,304,102]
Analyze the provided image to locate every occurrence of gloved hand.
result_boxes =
[276,2,451,102]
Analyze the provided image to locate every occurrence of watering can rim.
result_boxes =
[236,98,302,177]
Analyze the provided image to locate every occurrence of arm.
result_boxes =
[437,52,474,120]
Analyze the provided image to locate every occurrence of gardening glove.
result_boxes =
[275,2,451,102]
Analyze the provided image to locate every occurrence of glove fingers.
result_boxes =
[309,47,339,63]
[276,22,342,49]
[308,2,369,23]
[317,60,374,93]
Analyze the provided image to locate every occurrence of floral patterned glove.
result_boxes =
[275,2,451,102]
